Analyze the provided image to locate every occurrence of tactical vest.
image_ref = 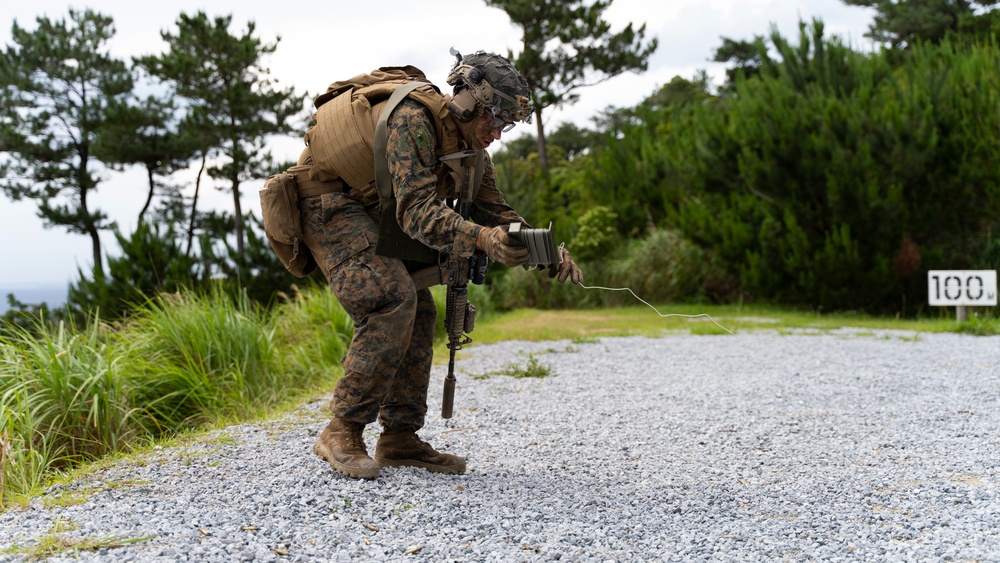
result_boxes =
[304,66,484,264]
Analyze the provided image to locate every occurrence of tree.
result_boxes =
[712,36,768,91]
[662,21,1000,312]
[484,0,658,172]
[0,9,133,276]
[93,93,202,225]
[136,12,302,282]
[67,222,200,320]
[843,0,1000,48]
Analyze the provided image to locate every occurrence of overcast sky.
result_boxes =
[0,0,877,295]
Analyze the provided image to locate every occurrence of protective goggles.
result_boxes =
[486,110,517,133]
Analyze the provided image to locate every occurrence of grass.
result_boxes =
[474,353,553,380]
[434,302,981,359]
[1,517,155,560]
[1,285,995,511]
[0,286,352,510]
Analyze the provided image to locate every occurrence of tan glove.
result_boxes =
[477,225,530,267]
[549,245,583,284]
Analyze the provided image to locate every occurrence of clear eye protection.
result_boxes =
[486,111,517,133]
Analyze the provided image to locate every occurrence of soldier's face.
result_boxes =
[473,112,507,150]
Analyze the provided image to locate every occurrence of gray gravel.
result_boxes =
[1,328,998,562]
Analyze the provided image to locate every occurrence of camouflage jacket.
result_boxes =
[385,99,525,260]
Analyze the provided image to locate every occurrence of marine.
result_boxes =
[287,49,583,479]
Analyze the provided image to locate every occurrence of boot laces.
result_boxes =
[347,432,367,451]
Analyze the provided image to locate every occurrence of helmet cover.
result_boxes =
[447,49,533,125]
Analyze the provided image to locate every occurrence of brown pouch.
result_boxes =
[259,172,317,278]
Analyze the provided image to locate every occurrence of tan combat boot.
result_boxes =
[312,418,381,479]
[374,430,467,474]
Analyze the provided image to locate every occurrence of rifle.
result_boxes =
[439,221,557,418]
[439,149,488,419]
[441,203,488,419]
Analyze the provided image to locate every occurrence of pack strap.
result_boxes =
[374,82,429,202]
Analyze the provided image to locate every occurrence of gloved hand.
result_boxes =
[477,225,529,267]
[549,245,583,284]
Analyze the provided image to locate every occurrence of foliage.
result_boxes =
[842,0,1000,48]
[0,285,351,508]
[66,204,313,323]
[1,296,68,338]
[135,11,305,278]
[67,222,201,321]
[569,205,619,262]
[713,35,769,89]
[583,104,678,235]
[271,283,354,381]
[0,318,137,504]
[484,0,657,171]
[92,93,204,225]
[956,311,999,335]
[125,287,283,423]
[489,226,735,311]
[491,20,1000,315]
[480,354,552,379]
[0,9,133,275]
[650,22,1000,314]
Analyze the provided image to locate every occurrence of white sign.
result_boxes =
[927,270,997,306]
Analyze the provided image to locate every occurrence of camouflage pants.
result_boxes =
[300,192,436,433]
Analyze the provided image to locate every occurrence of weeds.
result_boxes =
[1,517,154,560]
[0,286,352,510]
[476,354,552,379]
[396,499,419,515]
[957,313,999,336]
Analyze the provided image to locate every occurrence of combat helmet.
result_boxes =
[446,48,533,132]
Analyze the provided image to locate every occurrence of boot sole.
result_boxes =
[313,439,381,479]
[374,456,466,474]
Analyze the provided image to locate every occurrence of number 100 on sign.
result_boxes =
[927,270,997,306]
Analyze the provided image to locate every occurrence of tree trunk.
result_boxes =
[534,105,550,174]
[185,153,206,257]
[232,175,244,282]
[78,148,104,277]
[138,165,155,224]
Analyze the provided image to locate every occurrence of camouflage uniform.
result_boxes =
[300,99,524,433]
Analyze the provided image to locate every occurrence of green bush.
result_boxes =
[570,206,620,263]
[1,318,138,505]
[0,285,352,508]
[488,228,736,310]
[653,25,1000,313]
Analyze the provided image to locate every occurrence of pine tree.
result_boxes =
[0,9,133,276]
[136,12,302,282]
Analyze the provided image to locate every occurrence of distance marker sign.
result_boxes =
[927,270,997,306]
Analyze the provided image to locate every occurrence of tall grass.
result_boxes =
[0,318,137,503]
[0,285,352,509]
[271,284,354,383]
[127,288,282,426]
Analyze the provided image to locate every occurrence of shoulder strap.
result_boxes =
[471,149,486,201]
[374,82,429,202]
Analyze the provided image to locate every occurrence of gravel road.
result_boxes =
[1,328,997,562]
